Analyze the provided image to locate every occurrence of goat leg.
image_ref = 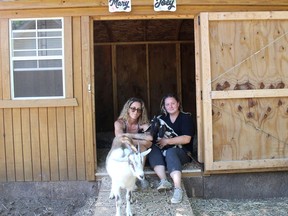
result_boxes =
[125,190,133,216]
[109,189,115,199]
[115,193,122,216]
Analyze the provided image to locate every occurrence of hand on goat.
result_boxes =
[156,138,170,149]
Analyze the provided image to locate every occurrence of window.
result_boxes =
[10,18,64,99]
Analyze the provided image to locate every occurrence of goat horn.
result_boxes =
[121,135,137,152]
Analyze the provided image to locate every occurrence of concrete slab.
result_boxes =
[95,176,194,216]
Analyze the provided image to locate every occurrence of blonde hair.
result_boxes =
[118,97,149,124]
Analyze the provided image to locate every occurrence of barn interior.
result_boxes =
[93,19,202,174]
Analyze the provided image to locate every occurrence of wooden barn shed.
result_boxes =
[1,1,288,183]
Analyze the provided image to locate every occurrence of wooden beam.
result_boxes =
[1,0,288,11]
[211,89,288,99]
[2,6,288,19]
[0,98,78,108]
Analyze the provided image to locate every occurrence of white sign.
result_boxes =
[109,0,131,12]
[154,0,176,12]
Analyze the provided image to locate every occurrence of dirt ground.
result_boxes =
[0,196,97,216]
[1,192,288,215]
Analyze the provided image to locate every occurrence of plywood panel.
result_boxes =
[209,20,288,92]
[73,16,86,180]
[0,109,6,181]
[4,109,15,181]
[21,108,33,181]
[212,98,288,161]
[94,45,114,132]
[197,11,288,173]
[81,16,95,180]
[30,108,41,181]
[13,109,24,181]
[149,44,178,116]
[116,45,148,112]
[194,15,204,163]
[57,107,68,180]
[66,107,77,180]
[39,108,50,181]
[181,43,196,118]
[48,108,59,181]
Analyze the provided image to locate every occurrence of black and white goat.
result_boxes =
[106,135,151,216]
[149,115,180,150]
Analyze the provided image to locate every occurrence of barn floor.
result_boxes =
[95,132,203,179]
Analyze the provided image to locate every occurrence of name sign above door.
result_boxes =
[154,0,176,12]
[109,0,131,12]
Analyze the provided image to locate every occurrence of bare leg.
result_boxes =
[170,170,182,188]
[154,165,168,180]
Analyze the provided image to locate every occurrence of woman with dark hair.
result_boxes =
[148,93,194,203]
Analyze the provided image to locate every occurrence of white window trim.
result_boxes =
[9,17,65,100]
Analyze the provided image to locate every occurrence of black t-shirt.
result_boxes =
[160,112,194,152]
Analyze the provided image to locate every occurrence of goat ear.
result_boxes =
[141,148,151,157]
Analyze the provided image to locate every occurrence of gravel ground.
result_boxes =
[190,197,288,216]
[1,188,288,215]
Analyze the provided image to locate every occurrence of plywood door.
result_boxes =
[196,11,288,174]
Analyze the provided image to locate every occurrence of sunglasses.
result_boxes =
[129,107,142,113]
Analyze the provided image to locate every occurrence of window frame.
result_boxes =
[0,17,77,108]
[9,17,65,100]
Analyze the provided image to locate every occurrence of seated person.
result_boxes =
[148,93,194,204]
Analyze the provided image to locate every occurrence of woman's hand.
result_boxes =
[157,138,169,149]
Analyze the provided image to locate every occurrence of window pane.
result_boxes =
[12,20,36,30]
[38,38,62,49]
[13,32,36,38]
[13,70,63,97]
[13,39,36,50]
[14,51,37,57]
[38,31,61,37]
[14,60,37,69]
[38,50,62,56]
[37,19,62,29]
[39,59,62,68]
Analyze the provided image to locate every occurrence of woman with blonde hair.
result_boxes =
[114,97,152,151]
[114,97,153,189]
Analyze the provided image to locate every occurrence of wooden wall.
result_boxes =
[0,16,95,182]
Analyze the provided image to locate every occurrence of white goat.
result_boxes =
[106,135,151,216]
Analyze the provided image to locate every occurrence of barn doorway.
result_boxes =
[93,19,199,174]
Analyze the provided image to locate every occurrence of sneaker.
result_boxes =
[157,179,172,192]
[171,187,183,204]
